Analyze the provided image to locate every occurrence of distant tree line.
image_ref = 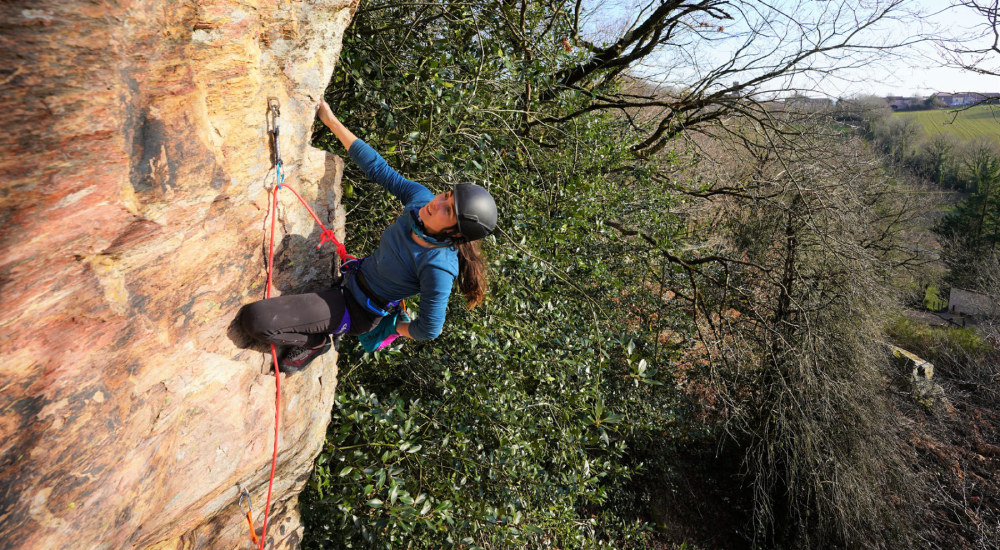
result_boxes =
[833,96,1000,291]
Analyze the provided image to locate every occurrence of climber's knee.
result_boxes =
[240,301,273,342]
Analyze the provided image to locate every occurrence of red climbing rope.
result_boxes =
[255,181,353,550]
[279,182,357,263]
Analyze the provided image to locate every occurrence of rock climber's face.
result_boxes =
[419,191,459,236]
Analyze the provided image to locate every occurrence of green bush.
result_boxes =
[922,284,947,311]
[887,316,996,378]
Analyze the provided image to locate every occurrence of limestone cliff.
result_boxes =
[0,1,357,548]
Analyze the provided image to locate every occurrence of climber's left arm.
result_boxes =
[317,101,431,205]
[348,140,432,206]
[317,101,357,150]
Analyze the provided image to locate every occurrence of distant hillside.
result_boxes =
[895,105,1000,141]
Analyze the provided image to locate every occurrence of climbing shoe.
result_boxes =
[279,339,332,375]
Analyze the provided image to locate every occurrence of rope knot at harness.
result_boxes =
[318,228,357,261]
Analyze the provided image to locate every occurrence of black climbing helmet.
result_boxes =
[453,182,497,241]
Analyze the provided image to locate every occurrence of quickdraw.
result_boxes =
[247,97,355,550]
[267,97,284,187]
[239,488,259,546]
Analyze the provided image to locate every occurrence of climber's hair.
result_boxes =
[454,239,486,309]
[428,226,488,309]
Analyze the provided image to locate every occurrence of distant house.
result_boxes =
[948,287,999,318]
[933,92,960,106]
[882,92,1000,111]
[886,96,920,111]
[930,92,1000,107]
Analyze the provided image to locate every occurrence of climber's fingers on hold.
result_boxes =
[316,100,336,127]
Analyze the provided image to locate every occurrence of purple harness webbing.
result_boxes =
[333,290,351,335]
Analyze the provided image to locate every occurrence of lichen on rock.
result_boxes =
[0,1,358,548]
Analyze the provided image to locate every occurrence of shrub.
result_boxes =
[887,316,996,379]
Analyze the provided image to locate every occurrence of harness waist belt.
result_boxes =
[354,267,395,313]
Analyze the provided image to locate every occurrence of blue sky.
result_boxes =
[586,0,998,99]
[844,0,999,97]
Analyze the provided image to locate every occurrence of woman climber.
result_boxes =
[240,101,497,374]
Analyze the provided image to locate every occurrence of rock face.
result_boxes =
[0,1,357,548]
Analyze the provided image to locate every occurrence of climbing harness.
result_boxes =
[239,488,259,546]
[246,97,356,550]
[342,258,403,317]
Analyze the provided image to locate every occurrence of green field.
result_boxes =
[895,105,1000,141]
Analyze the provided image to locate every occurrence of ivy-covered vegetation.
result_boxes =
[303,2,696,548]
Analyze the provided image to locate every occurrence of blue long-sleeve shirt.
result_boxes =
[345,140,458,341]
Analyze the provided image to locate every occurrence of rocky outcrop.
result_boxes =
[0,1,357,548]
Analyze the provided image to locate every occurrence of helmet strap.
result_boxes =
[409,208,454,248]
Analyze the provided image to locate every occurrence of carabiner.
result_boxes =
[239,487,253,515]
[266,97,281,137]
